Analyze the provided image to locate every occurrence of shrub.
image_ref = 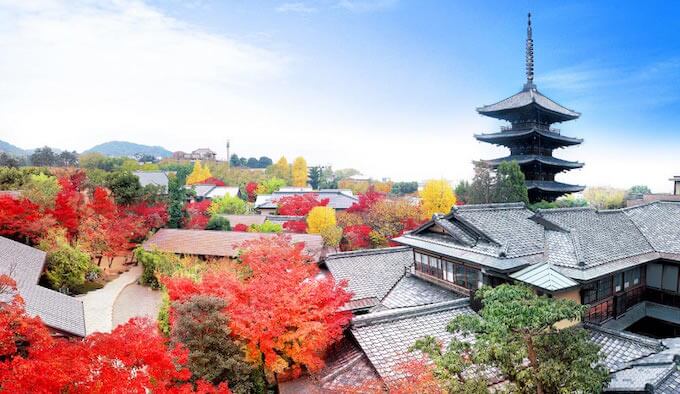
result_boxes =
[248,221,282,233]
[38,228,94,293]
[207,195,248,215]
[232,223,248,232]
[206,216,231,231]
[135,247,205,289]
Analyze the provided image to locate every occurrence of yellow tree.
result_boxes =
[291,157,308,187]
[271,156,291,183]
[307,206,337,234]
[186,161,212,185]
[420,179,456,219]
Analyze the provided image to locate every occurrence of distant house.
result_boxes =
[626,176,680,207]
[218,214,305,231]
[132,171,172,193]
[255,189,358,215]
[188,184,240,201]
[143,229,326,262]
[0,237,86,337]
[172,148,217,161]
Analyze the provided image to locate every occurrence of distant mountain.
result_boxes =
[0,140,27,156]
[84,141,172,158]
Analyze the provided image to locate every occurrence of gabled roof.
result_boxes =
[396,203,545,267]
[485,154,584,170]
[509,262,577,292]
[188,185,239,199]
[143,229,325,262]
[477,87,580,123]
[0,237,86,337]
[475,127,583,147]
[350,299,474,382]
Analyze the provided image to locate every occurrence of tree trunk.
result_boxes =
[525,335,544,394]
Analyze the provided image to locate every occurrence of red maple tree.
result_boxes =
[183,200,212,229]
[232,223,249,232]
[163,236,352,381]
[346,188,385,214]
[282,220,308,233]
[0,196,53,243]
[245,182,258,202]
[276,194,329,216]
[342,224,373,251]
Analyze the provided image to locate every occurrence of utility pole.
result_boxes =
[226,139,230,167]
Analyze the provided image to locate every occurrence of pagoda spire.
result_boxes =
[525,12,535,89]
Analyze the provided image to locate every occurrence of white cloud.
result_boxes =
[276,2,317,14]
[0,0,286,152]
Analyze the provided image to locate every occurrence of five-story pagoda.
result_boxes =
[475,13,584,202]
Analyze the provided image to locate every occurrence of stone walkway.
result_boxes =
[79,266,142,335]
[112,282,163,328]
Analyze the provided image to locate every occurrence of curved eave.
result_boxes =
[476,88,580,123]
[485,155,584,170]
[525,180,585,193]
[474,128,583,147]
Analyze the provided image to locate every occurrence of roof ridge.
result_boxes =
[536,206,595,214]
[584,323,664,350]
[325,246,411,260]
[454,202,526,211]
[351,298,470,327]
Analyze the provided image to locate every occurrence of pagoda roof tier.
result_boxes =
[484,154,584,170]
[474,127,583,147]
[525,180,585,193]
[477,87,580,124]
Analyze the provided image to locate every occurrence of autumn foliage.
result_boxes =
[0,275,230,393]
[276,194,329,216]
[163,236,352,381]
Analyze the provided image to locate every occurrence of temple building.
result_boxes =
[475,14,585,202]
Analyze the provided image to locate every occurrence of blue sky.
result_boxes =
[1,1,679,191]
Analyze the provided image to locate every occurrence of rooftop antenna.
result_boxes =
[524,12,535,90]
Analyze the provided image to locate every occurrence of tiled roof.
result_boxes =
[351,299,474,382]
[477,87,580,120]
[539,208,655,268]
[217,214,266,227]
[0,237,86,336]
[474,127,583,146]
[624,201,680,254]
[188,185,239,199]
[509,262,578,291]
[278,337,381,393]
[587,325,663,371]
[256,190,358,210]
[132,171,170,191]
[325,247,413,303]
[265,215,305,224]
[381,275,462,309]
[485,154,584,169]
[143,229,325,261]
[525,180,585,193]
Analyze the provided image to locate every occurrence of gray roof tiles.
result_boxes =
[485,154,584,169]
[509,262,578,291]
[474,127,583,146]
[324,247,413,303]
[477,87,580,119]
[381,275,462,309]
[132,171,170,191]
[351,299,474,382]
[624,201,680,254]
[0,237,86,336]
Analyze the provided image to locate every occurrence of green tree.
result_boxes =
[206,216,231,231]
[105,171,143,205]
[391,181,418,195]
[22,173,60,208]
[454,180,471,204]
[229,154,241,167]
[255,177,286,195]
[170,296,264,393]
[414,284,609,394]
[57,151,79,167]
[494,161,529,204]
[469,162,494,204]
[308,166,322,190]
[207,195,248,215]
[0,152,21,168]
[627,185,651,197]
[167,174,188,229]
[30,146,58,167]
[38,228,95,293]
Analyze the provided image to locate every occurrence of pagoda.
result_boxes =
[475,13,584,202]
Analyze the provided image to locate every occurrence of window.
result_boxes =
[662,265,679,292]
[647,264,663,289]
[455,265,466,287]
[582,283,597,304]
[466,267,479,290]
[624,267,640,289]
[597,277,612,300]
[614,272,623,293]
[585,299,614,324]
[413,252,480,290]
[446,262,454,282]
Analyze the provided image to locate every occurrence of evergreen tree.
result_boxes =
[494,161,529,204]
[308,166,322,190]
[469,162,494,204]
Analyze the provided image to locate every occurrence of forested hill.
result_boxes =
[84,141,172,157]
